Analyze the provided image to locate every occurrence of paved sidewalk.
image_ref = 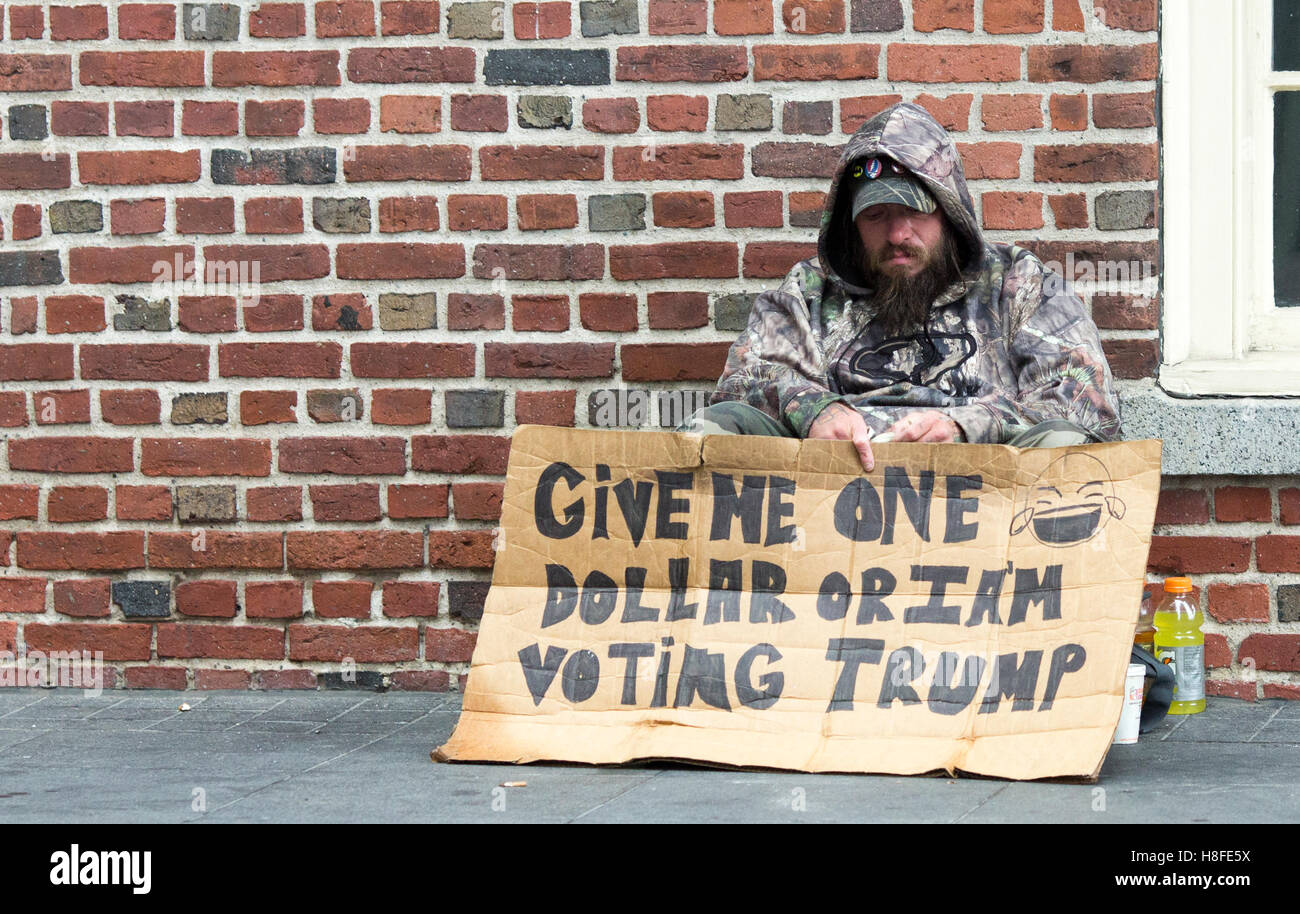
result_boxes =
[1,688,1296,823]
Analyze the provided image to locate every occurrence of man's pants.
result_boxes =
[678,401,1102,447]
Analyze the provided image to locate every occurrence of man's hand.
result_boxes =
[884,410,963,443]
[808,402,874,472]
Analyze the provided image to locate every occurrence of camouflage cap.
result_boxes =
[847,156,938,218]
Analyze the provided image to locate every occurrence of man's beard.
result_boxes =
[862,230,964,337]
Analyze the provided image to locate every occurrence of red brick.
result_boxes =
[1093,92,1156,128]
[1146,536,1251,575]
[411,435,510,474]
[316,0,374,36]
[180,100,237,136]
[888,44,1018,82]
[193,669,251,690]
[9,436,133,473]
[1239,634,1300,673]
[622,342,731,382]
[0,53,72,91]
[515,390,575,427]
[649,0,705,34]
[480,145,603,181]
[611,242,738,279]
[579,293,637,332]
[240,390,297,426]
[517,194,578,231]
[243,295,305,332]
[372,389,432,425]
[447,293,504,330]
[447,194,508,231]
[242,195,303,232]
[983,0,1043,32]
[9,298,38,336]
[378,196,439,232]
[68,244,195,283]
[115,100,173,137]
[314,97,370,134]
[77,150,199,186]
[0,486,40,520]
[246,581,304,619]
[1204,633,1231,669]
[343,144,470,182]
[25,622,151,660]
[453,483,503,521]
[1028,45,1157,83]
[981,93,1041,131]
[653,191,714,227]
[450,94,508,132]
[255,669,317,689]
[246,99,305,136]
[351,342,474,379]
[386,484,449,519]
[1085,293,1154,331]
[1095,0,1156,30]
[31,390,90,426]
[742,241,817,278]
[176,197,234,233]
[646,94,708,131]
[648,291,708,329]
[513,295,570,332]
[713,0,771,34]
[346,46,474,83]
[141,438,272,477]
[780,0,843,33]
[212,50,341,87]
[158,624,284,660]
[484,343,615,379]
[45,295,105,334]
[982,191,1043,230]
[122,667,185,689]
[9,5,46,38]
[382,581,439,617]
[471,243,603,280]
[177,296,237,334]
[111,198,166,235]
[957,142,1021,179]
[80,344,207,381]
[1049,193,1088,229]
[428,532,494,569]
[288,531,423,570]
[116,485,171,521]
[207,244,329,282]
[0,578,46,613]
[1154,488,1209,526]
[81,50,204,86]
[49,100,105,137]
[11,204,44,239]
[312,294,373,332]
[583,98,639,133]
[1214,486,1272,523]
[513,1,568,37]
[914,92,971,131]
[53,578,110,617]
[1101,339,1157,380]
[220,342,341,378]
[1280,488,1300,526]
[1049,93,1087,131]
[288,624,417,662]
[48,485,108,522]
[381,0,438,33]
[755,44,878,81]
[912,0,972,30]
[148,532,283,570]
[336,242,464,280]
[1258,536,1300,573]
[426,628,477,663]
[723,191,782,229]
[1054,0,1084,29]
[1263,684,1300,701]
[50,4,109,39]
[247,486,302,522]
[379,94,440,133]
[311,483,382,522]
[17,532,145,570]
[176,580,239,618]
[312,581,372,619]
[391,670,450,691]
[1206,583,1271,624]
[279,437,406,475]
[1205,680,1256,702]
[250,2,306,37]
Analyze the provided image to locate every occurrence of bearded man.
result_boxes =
[681,102,1122,472]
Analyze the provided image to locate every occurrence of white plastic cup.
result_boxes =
[1113,662,1146,745]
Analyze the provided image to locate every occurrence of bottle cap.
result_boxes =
[1163,576,1194,593]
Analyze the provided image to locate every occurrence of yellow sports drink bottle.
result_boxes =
[1153,577,1205,714]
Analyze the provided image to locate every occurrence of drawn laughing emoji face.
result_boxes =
[1010,452,1127,547]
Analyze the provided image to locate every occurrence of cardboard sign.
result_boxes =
[436,427,1163,780]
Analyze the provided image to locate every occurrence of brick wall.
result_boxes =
[0,0,1290,696]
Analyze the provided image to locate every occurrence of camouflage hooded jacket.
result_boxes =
[711,102,1123,443]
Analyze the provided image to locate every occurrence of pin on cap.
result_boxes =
[849,157,938,219]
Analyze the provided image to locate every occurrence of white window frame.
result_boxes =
[1161,0,1300,395]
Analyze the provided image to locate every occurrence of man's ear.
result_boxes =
[1106,496,1126,520]
[1010,506,1034,535]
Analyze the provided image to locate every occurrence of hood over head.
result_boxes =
[817,102,985,296]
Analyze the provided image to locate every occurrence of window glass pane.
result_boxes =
[1277,0,1300,70]
[1277,91,1300,307]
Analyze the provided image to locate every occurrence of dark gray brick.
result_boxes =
[312,197,371,233]
[484,49,610,86]
[182,3,240,40]
[8,104,48,140]
[588,194,645,231]
[171,392,227,425]
[518,95,573,129]
[580,0,637,36]
[113,295,172,332]
[49,200,103,234]
[445,389,505,428]
[211,148,336,185]
[1280,585,1300,623]
[850,0,903,31]
[0,251,63,287]
[448,581,490,622]
[1096,190,1156,231]
[112,581,170,618]
[714,292,757,332]
[175,485,237,523]
[319,671,387,691]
